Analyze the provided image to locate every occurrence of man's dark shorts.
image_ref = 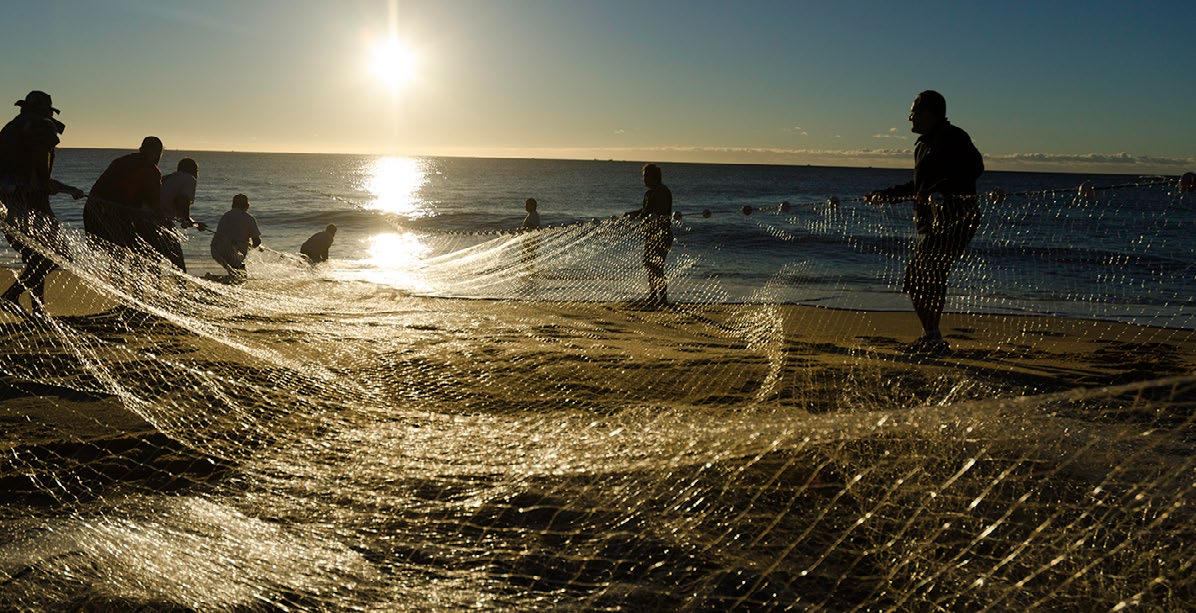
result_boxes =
[643,222,672,272]
[903,206,979,298]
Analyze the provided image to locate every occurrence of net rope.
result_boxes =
[0,177,1193,610]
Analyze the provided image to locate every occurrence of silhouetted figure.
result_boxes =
[0,91,86,315]
[866,90,983,354]
[86,136,165,262]
[627,163,673,306]
[300,224,337,264]
[522,198,540,231]
[157,157,207,272]
[209,194,261,284]
[520,198,540,272]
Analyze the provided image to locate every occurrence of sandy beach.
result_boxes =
[4,267,1192,433]
[2,268,1193,609]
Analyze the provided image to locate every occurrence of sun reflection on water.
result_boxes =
[362,156,428,217]
[345,231,433,292]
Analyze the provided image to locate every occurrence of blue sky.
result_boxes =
[4,0,1194,173]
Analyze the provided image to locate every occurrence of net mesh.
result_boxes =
[1,178,1193,611]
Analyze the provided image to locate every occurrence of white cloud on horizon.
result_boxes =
[873,127,906,140]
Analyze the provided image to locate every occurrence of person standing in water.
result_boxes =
[522,197,540,231]
[520,198,541,274]
[86,136,165,257]
[866,90,983,354]
[300,224,337,264]
[627,163,673,306]
[209,194,261,284]
[157,157,207,272]
[0,90,86,315]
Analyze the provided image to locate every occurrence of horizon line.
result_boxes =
[56,146,1196,177]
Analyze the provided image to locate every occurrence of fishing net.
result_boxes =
[0,173,1193,611]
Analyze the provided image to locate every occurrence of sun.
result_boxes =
[371,37,416,91]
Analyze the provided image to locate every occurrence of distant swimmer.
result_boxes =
[300,223,337,264]
[209,194,262,284]
[86,136,167,263]
[626,163,673,306]
[0,90,86,315]
[157,157,207,272]
[866,90,984,355]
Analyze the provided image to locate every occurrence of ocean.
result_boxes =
[31,149,1196,328]
[2,151,1195,610]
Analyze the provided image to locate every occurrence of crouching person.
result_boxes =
[209,194,261,284]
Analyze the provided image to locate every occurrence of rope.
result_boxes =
[678,176,1178,218]
[405,175,1183,238]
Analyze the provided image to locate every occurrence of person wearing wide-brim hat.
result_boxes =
[0,90,86,315]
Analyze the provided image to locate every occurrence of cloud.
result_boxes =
[872,128,907,140]
[988,152,1196,173]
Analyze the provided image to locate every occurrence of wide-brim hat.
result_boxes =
[15,90,60,114]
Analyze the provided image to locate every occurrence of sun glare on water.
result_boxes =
[358,232,433,291]
[364,156,427,217]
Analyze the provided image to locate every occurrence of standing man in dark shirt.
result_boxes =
[627,163,673,306]
[85,136,164,259]
[867,90,983,354]
[0,90,86,315]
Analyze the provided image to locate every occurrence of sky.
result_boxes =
[4,0,1195,174]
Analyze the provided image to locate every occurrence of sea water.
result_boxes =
[19,149,1196,328]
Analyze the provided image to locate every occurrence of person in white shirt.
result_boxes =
[160,158,205,228]
[209,194,261,284]
[156,157,206,271]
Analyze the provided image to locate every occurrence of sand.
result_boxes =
[2,269,1194,610]
[2,267,1193,445]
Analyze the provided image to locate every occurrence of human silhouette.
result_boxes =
[209,194,262,284]
[0,91,86,315]
[866,90,983,354]
[522,198,540,231]
[626,164,673,306]
[157,157,207,272]
[86,136,166,263]
[300,224,337,264]
[520,198,541,273]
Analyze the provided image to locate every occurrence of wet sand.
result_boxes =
[2,270,1194,610]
